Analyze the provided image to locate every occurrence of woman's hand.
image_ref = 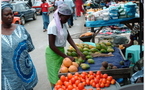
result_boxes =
[76,51,86,60]
[67,56,75,62]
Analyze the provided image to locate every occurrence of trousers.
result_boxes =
[42,12,49,30]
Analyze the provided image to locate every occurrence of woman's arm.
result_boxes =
[67,31,86,60]
[49,34,67,58]
[49,34,75,61]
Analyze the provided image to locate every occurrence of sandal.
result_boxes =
[43,29,47,32]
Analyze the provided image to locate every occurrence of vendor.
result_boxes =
[121,24,144,57]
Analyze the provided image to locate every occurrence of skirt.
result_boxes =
[45,46,64,84]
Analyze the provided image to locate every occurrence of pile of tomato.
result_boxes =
[54,71,116,90]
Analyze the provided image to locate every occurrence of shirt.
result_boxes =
[55,0,64,7]
[1,24,38,90]
[47,19,68,47]
[40,2,50,12]
[63,0,75,13]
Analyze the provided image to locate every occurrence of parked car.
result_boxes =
[32,1,42,15]
[13,17,21,24]
[32,1,54,15]
[11,2,37,25]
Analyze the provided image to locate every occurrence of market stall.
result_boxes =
[58,42,133,88]
[84,1,139,43]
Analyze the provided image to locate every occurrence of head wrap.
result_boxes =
[53,4,72,44]
[1,3,13,10]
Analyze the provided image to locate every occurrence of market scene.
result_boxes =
[1,0,144,90]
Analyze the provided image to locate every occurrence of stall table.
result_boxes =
[85,17,139,43]
[59,47,133,85]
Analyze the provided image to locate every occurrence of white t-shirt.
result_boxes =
[47,19,68,47]
[63,0,75,13]
[55,0,64,7]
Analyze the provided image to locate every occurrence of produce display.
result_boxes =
[100,61,118,70]
[60,58,79,73]
[55,71,117,90]
[64,42,115,71]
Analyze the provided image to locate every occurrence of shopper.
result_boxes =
[1,3,38,90]
[45,4,85,88]
[54,0,64,10]
[40,0,50,32]
[63,0,75,28]
[74,0,84,17]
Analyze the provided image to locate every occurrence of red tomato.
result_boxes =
[100,83,105,88]
[82,71,87,75]
[92,82,96,88]
[56,80,63,85]
[58,88,65,90]
[65,77,69,81]
[78,83,84,90]
[96,71,101,75]
[102,74,108,78]
[107,76,113,81]
[88,88,93,90]
[96,75,101,80]
[85,79,90,85]
[75,80,80,86]
[60,75,66,82]
[105,83,110,87]
[96,83,100,88]
[81,73,86,79]
[106,80,111,85]
[67,85,73,90]
[74,72,80,76]
[96,88,101,90]
[101,78,106,84]
[54,85,61,90]
[67,73,73,79]
[94,78,99,84]
[70,77,76,84]
[89,71,94,75]
[111,79,116,84]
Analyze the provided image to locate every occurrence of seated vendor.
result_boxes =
[121,25,144,56]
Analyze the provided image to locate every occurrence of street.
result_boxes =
[24,13,86,90]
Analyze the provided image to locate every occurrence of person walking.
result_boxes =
[1,3,38,90]
[54,0,64,10]
[74,0,84,17]
[45,4,86,88]
[63,0,75,28]
[39,0,51,32]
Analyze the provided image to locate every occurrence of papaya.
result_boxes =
[80,63,90,70]
[87,59,95,64]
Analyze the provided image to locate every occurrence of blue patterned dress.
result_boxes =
[1,24,38,90]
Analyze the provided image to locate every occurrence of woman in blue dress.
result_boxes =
[1,3,38,90]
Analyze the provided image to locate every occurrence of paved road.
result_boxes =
[24,13,86,90]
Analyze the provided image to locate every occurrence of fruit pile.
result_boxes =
[66,42,114,70]
[100,61,118,70]
[60,58,79,73]
[55,71,116,90]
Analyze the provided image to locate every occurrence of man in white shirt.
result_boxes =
[63,0,75,28]
[54,0,64,9]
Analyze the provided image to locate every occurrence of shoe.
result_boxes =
[43,29,47,32]
[69,25,71,28]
